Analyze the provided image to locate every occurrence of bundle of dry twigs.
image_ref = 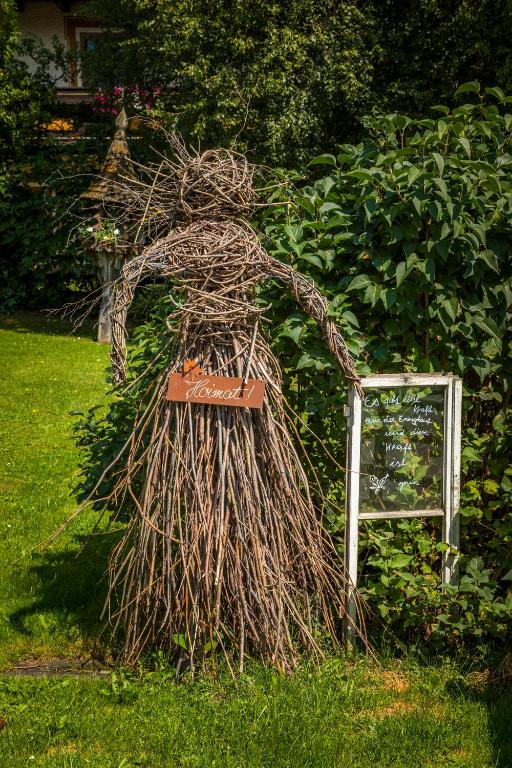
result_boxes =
[84,137,364,673]
[97,128,258,245]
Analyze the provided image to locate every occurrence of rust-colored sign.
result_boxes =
[167,372,266,409]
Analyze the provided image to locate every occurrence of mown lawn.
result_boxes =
[0,313,511,768]
[0,313,111,666]
[1,659,511,768]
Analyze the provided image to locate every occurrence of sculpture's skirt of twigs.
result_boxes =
[106,321,353,674]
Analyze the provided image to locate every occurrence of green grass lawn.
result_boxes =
[0,313,111,666]
[1,658,511,768]
[0,313,511,768]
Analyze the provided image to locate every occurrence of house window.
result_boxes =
[64,18,104,88]
[76,27,104,87]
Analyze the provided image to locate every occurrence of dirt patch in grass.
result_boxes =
[380,669,410,693]
[2,657,110,678]
[377,700,415,717]
[46,744,78,756]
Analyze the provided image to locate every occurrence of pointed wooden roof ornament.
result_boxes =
[81,108,134,205]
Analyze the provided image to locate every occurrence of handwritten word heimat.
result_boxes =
[167,372,266,409]
[184,378,257,402]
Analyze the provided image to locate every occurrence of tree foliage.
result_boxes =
[84,0,512,167]
[0,0,73,161]
[86,0,376,166]
[374,0,512,117]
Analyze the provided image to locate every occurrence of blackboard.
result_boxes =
[359,385,444,513]
[344,374,463,642]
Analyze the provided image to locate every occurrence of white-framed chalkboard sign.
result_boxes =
[344,373,462,642]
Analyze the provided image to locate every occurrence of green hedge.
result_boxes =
[0,143,105,312]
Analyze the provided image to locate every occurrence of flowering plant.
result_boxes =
[92,85,161,116]
[79,219,120,243]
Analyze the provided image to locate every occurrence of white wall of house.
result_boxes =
[17,1,92,88]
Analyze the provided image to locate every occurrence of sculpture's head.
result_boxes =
[176,148,257,220]
[98,134,261,240]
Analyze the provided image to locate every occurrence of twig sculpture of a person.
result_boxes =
[106,145,362,673]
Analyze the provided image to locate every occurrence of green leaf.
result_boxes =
[364,283,382,308]
[483,479,499,495]
[279,315,304,345]
[440,222,451,239]
[347,274,372,291]
[296,353,315,370]
[172,633,188,650]
[462,446,481,463]
[432,152,444,175]
[454,81,481,97]
[380,289,397,309]
[342,310,359,327]
[458,137,471,158]
[309,154,337,167]
[478,250,500,273]
[501,475,512,493]
[364,198,377,220]
[319,201,341,213]
[407,166,421,185]
[412,196,422,215]
[474,316,500,339]
[389,553,413,569]
[434,177,448,198]
[300,253,323,269]
[437,119,448,139]
[442,298,458,322]
[395,261,407,286]
[485,86,505,102]
[295,195,316,216]
[345,169,376,181]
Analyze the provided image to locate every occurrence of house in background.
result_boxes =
[16,0,103,103]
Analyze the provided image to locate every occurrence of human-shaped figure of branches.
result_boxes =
[105,141,362,673]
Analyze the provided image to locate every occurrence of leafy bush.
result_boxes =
[0,0,73,161]
[260,83,512,652]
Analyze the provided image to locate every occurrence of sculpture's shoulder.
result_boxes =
[180,218,260,241]
[150,218,265,253]
[140,218,270,277]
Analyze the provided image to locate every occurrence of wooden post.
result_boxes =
[344,385,361,648]
[442,376,462,585]
[93,250,122,345]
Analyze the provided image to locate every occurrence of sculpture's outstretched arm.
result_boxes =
[265,257,362,392]
[110,249,160,385]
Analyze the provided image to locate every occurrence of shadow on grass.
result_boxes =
[0,311,98,340]
[9,530,122,658]
[446,674,512,768]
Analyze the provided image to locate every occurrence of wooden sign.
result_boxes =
[167,372,265,409]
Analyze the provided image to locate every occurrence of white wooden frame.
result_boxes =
[344,373,462,644]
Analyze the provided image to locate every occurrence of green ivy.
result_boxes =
[0,144,103,311]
